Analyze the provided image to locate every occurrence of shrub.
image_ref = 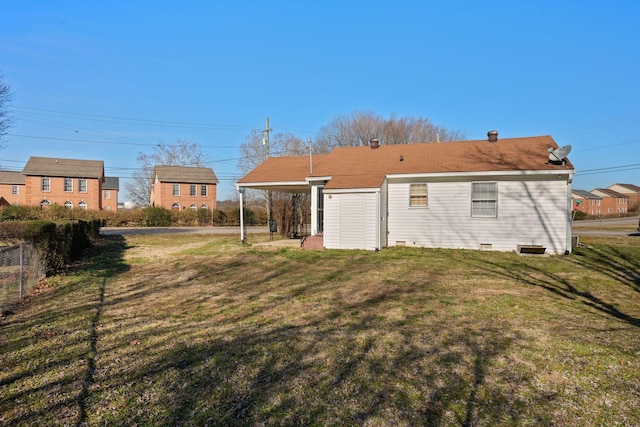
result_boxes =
[142,206,173,227]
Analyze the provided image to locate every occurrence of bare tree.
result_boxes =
[237,129,310,235]
[126,139,209,207]
[237,129,309,177]
[0,74,12,148]
[315,111,465,152]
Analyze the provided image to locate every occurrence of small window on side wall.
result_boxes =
[409,183,428,207]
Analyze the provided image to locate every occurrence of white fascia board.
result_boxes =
[387,169,576,180]
[323,187,380,194]
[236,180,309,188]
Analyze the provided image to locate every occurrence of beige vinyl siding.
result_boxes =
[387,177,569,254]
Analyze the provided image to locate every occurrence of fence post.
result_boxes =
[19,242,24,298]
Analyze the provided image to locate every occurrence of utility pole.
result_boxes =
[265,117,273,239]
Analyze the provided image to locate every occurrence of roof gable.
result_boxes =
[23,156,104,179]
[153,165,219,184]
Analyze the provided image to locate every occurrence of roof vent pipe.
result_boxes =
[370,138,380,149]
[487,130,498,143]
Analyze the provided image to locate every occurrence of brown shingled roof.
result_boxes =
[22,156,105,179]
[153,165,219,184]
[0,170,26,185]
[238,135,574,190]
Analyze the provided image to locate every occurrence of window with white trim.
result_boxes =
[201,204,208,209]
[104,190,110,199]
[409,183,428,207]
[79,179,87,193]
[201,184,208,197]
[190,184,197,196]
[12,185,18,195]
[78,200,87,210]
[41,177,50,192]
[64,201,73,209]
[173,183,180,196]
[64,177,73,192]
[190,203,197,210]
[471,182,497,217]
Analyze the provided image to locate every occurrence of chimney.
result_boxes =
[369,138,380,149]
[487,130,498,143]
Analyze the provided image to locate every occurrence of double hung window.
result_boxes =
[471,182,497,217]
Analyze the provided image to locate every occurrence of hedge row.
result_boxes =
[0,205,266,227]
[0,219,101,275]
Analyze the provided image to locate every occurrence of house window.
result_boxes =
[190,184,197,196]
[64,201,73,209]
[201,204,208,209]
[41,177,50,192]
[409,183,428,207]
[12,185,18,195]
[173,184,180,196]
[64,177,73,192]
[201,185,208,197]
[40,199,50,207]
[104,190,111,199]
[78,200,87,210]
[471,182,497,217]
[190,203,197,210]
[79,179,87,193]
[171,202,180,210]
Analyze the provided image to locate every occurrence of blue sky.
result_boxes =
[1,1,639,201]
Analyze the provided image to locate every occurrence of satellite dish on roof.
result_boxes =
[547,145,572,164]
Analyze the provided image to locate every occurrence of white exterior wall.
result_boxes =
[323,191,379,250]
[386,177,571,254]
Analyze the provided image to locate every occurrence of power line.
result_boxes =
[7,133,239,149]
[13,105,259,131]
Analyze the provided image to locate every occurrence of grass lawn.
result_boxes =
[1,233,639,426]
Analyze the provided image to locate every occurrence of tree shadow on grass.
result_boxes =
[82,253,542,426]
[0,234,130,426]
[460,250,640,328]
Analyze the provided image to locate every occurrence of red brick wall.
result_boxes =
[102,189,118,211]
[152,182,217,210]
[24,176,102,210]
[0,183,26,205]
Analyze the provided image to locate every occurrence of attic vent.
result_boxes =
[487,130,498,143]
[370,138,380,149]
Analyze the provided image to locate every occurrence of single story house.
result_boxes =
[237,132,575,254]
[150,165,218,210]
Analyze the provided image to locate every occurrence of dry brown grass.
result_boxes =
[1,233,639,426]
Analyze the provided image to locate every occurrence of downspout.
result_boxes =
[238,187,245,243]
[375,190,381,251]
[566,173,574,254]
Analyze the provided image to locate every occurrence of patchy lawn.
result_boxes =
[1,233,639,426]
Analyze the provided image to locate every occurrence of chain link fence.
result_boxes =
[0,242,45,312]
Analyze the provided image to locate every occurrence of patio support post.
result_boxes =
[239,187,246,244]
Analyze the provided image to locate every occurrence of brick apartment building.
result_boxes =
[150,165,218,210]
[0,156,119,211]
[0,170,26,206]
